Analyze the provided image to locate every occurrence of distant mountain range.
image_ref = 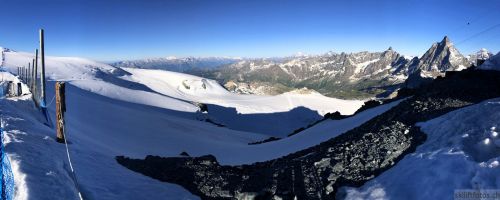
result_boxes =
[112,57,242,72]
[112,36,493,99]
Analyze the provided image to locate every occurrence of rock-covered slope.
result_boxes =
[116,68,500,200]
[340,97,500,200]
[204,48,410,98]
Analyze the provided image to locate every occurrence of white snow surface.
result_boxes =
[0,84,401,200]
[0,50,199,113]
[0,48,392,199]
[121,67,364,115]
[340,98,500,200]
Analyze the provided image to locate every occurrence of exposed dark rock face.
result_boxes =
[248,137,281,145]
[117,69,500,200]
[352,100,382,115]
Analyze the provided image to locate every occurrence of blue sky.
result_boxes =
[0,0,499,62]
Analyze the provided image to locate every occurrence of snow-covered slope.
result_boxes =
[1,48,364,116]
[0,76,398,200]
[0,47,376,199]
[121,67,364,115]
[1,49,199,113]
[340,98,500,200]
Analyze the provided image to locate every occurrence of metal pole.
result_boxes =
[34,49,39,105]
[40,29,46,107]
[28,62,31,86]
[32,58,35,92]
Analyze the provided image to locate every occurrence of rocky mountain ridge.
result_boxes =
[207,36,472,98]
[112,36,475,99]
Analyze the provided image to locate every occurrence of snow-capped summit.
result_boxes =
[468,48,494,65]
[477,48,493,60]
[112,56,241,72]
[479,52,500,71]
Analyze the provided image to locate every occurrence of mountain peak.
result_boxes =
[440,36,451,45]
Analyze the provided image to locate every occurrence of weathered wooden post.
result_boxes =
[17,82,22,96]
[7,81,13,97]
[40,29,46,107]
[55,82,66,143]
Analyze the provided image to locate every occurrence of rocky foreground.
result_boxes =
[117,68,500,200]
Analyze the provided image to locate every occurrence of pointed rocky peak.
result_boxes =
[380,46,401,60]
[441,36,451,45]
[404,36,470,88]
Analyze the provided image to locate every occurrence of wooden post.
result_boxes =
[17,82,22,96]
[40,29,46,107]
[55,82,66,143]
[8,81,13,97]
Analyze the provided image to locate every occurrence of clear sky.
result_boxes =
[0,0,499,62]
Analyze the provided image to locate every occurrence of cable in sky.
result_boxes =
[455,23,500,46]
